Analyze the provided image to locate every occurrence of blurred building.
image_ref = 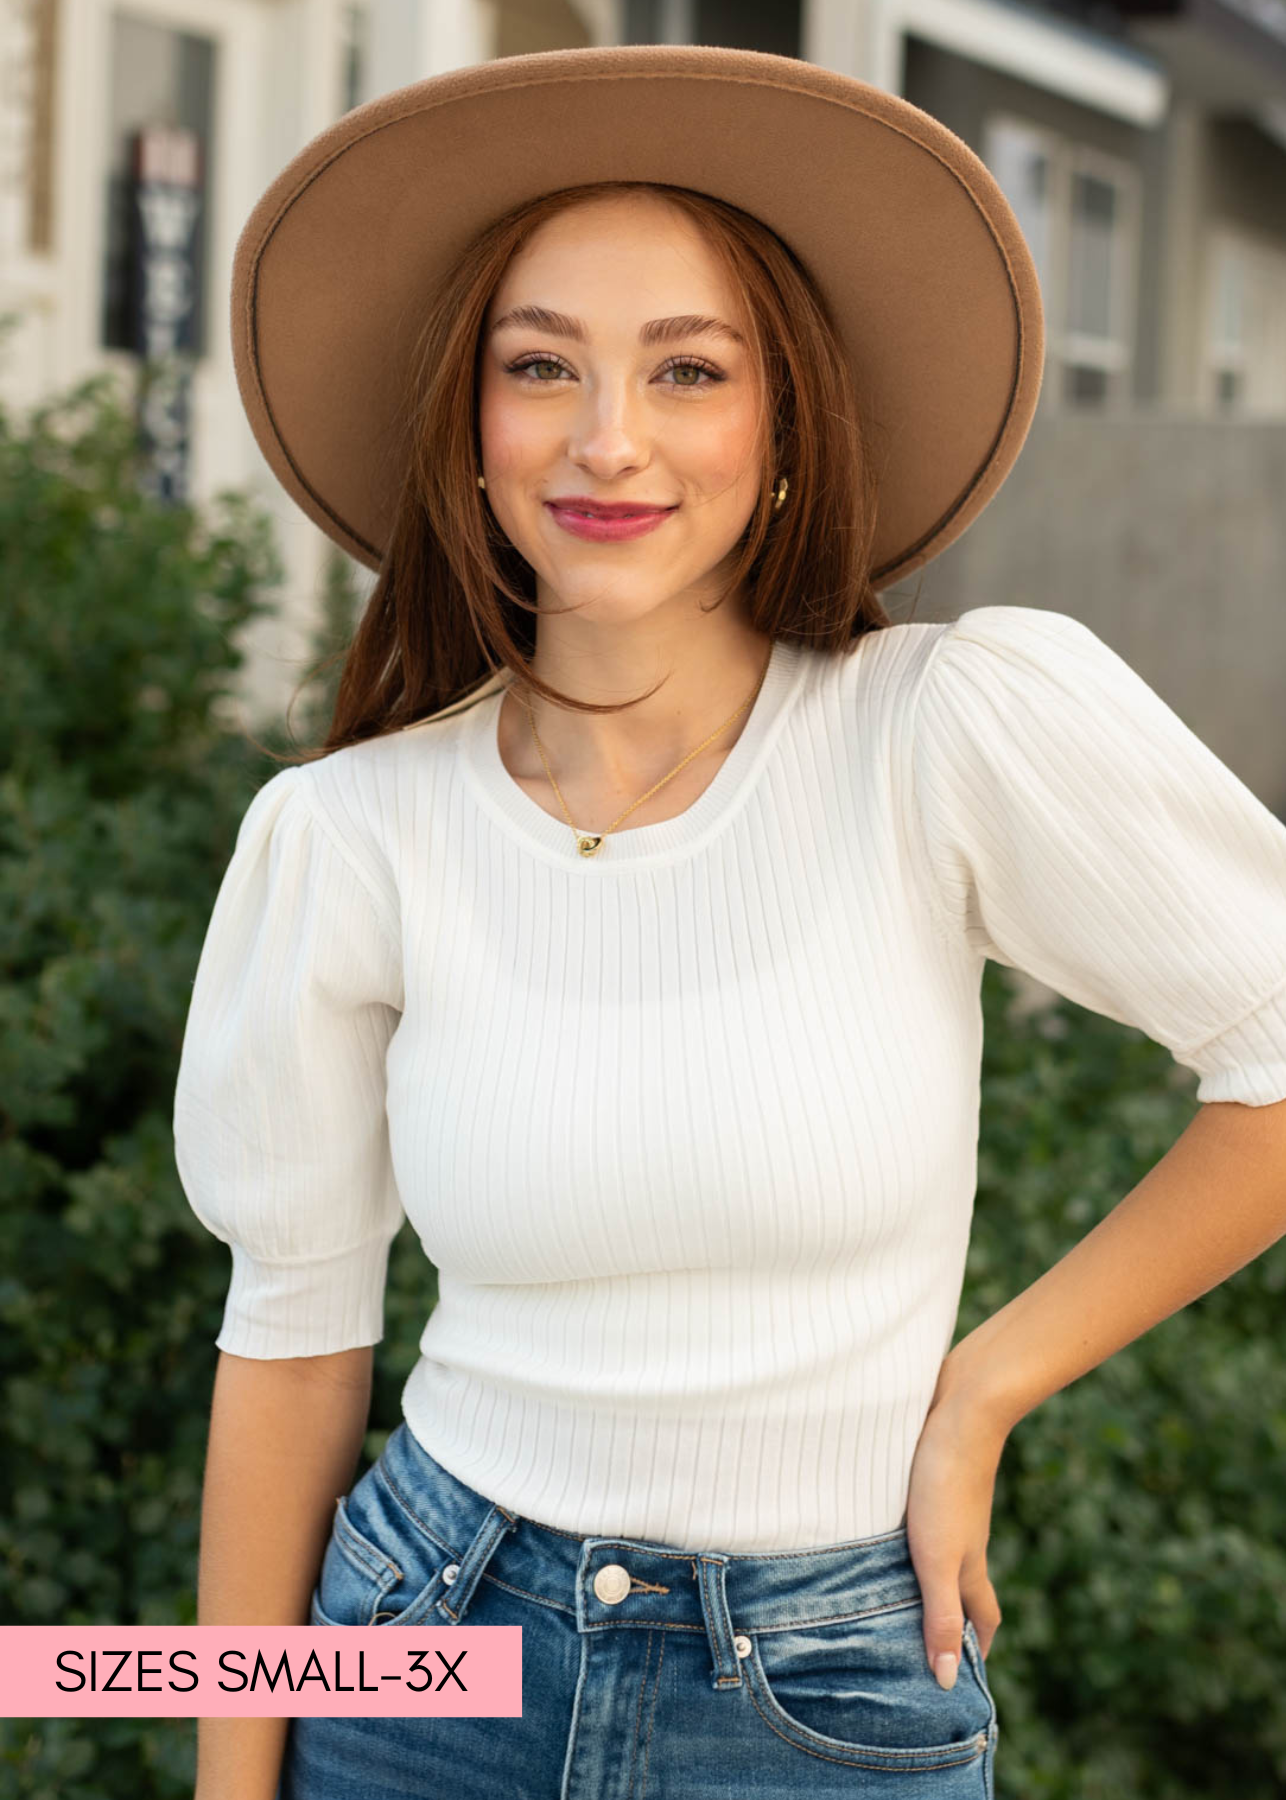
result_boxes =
[2,0,1284,798]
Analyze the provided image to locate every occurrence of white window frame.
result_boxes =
[1204,224,1286,417]
[983,109,1141,408]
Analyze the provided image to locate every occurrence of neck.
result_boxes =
[502,617,774,793]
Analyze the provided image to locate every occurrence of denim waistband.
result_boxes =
[373,1421,922,1692]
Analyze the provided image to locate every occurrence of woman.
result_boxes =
[173,44,1286,1800]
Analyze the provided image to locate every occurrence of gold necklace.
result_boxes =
[518,648,773,858]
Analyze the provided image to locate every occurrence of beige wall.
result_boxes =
[492,0,592,58]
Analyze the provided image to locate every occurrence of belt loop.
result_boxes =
[695,1553,742,1691]
[434,1501,521,1623]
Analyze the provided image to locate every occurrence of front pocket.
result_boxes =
[741,1598,995,1773]
[311,1467,454,1628]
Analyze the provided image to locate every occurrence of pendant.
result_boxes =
[576,834,604,858]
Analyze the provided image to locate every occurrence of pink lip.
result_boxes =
[545,502,677,543]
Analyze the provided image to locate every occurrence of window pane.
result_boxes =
[1067,170,1117,342]
[694,0,801,55]
[1065,363,1109,404]
[340,3,369,114]
[1211,241,1245,352]
[624,0,801,52]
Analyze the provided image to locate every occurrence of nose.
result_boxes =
[565,369,652,473]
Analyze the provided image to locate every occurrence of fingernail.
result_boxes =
[934,1652,958,1690]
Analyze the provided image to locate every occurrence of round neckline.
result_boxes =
[458,636,811,870]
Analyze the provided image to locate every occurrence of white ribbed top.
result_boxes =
[173,605,1286,1550]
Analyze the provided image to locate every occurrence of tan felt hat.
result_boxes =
[230,42,1045,591]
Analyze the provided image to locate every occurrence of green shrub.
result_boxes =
[0,360,283,1796]
[973,975,1286,1799]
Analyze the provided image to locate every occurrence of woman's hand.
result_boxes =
[904,1393,1007,1689]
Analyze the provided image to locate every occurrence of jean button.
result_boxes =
[593,1563,631,1604]
[442,1563,460,1585]
[733,1634,752,1658]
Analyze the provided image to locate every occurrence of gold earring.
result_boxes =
[478,473,487,490]
[772,475,788,510]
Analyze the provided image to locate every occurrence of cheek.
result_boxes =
[681,401,763,493]
[476,381,550,476]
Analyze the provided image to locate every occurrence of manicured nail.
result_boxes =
[934,1651,958,1690]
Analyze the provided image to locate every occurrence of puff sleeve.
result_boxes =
[172,764,406,1357]
[911,605,1286,1106]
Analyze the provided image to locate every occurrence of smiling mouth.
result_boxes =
[553,505,677,518]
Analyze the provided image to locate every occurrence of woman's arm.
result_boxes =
[193,1346,374,1800]
[906,1094,1286,1691]
[936,1094,1286,1434]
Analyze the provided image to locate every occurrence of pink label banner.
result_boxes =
[0,1626,522,1718]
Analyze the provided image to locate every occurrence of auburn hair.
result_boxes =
[270,179,909,765]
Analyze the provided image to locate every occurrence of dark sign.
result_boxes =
[127,124,203,504]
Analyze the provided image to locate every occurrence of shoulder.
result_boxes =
[814,604,1090,697]
[912,606,1171,744]
[807,606,1087,726]
[822,607,1143,826]
[807,616,948,707]
[229,731,424,950]
[924,604,1102,677]
[897,603,1095,688]
[822,606,1123,747]
[297,682,493,851]
[271,684,495,922]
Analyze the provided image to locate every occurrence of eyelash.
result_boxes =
[503,353,725,390]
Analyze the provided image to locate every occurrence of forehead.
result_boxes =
[492,194,736,304]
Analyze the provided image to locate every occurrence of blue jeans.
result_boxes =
[278,1421,998,1797]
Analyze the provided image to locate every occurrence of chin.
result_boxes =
[538,579,685,622]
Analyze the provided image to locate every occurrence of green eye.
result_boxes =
[513,359,564,381]
[504,355,725,389]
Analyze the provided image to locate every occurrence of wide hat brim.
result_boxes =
[230,42,1044,592]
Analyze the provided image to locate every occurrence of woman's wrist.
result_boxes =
[930,1332,1025,1445]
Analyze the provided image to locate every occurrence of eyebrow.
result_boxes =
[488,304,747,349]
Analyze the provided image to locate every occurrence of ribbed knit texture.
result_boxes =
[173,604,1286,1550]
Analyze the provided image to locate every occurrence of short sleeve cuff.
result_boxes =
[1187,978,1286,1107]
[213,1234,397,1359]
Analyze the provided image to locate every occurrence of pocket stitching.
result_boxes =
[961,1617,998,1735]
[742,1625,990,1769]
[372,1566,451,1628]
[323,1499,453,1628]
[333,1493,404,1587]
